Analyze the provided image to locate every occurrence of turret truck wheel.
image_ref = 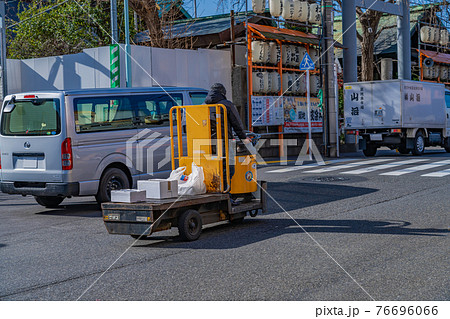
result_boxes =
[178,209,202,241]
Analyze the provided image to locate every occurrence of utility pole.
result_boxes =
[194,0,197,18]
[110,0,118,44]
[397,0,411,80]
[342,0,358,83]
[322,0,338,157]
[124,0,132,87]
[0,1,7,99]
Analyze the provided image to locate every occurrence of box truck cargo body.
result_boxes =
[344,80,450,156]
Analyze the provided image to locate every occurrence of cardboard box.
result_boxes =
[138,179,178,199]
[111,189,146,203]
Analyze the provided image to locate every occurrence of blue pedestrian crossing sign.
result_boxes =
[299,53,315,71]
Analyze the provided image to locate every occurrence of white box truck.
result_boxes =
[344,80,450,156]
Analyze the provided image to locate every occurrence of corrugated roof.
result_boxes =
[420,49,450,64]
[135,13,251,42]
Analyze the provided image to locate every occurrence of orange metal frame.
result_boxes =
[419,52,450,85]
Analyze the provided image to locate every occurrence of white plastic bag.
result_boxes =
[178,163,206,196]
[168,166,186,181]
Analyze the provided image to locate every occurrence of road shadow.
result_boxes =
[133,218,448,250]
[0,244,6,248]
[36,203,101,218]
[265,182,378,214]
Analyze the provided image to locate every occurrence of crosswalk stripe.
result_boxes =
[380,160,450,176]
[341,159,428,175]
[265,158,356,173]
[304,159,392,173]
[421,168,450,177]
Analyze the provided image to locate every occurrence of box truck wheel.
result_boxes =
[35,196,64,208]
[96,168,130,204]
[178,209,202,241]
[363,144,377,157]
[412,131,425,156]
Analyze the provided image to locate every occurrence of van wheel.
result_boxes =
[96,168,130,204]
[363,144,377,157]
[35,196,64,208]
[412,131,425,156]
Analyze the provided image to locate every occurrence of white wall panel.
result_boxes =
[6,45,232,96]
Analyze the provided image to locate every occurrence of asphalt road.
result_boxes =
[0,148,449,301]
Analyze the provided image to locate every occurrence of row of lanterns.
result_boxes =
[252,40,320,68]
[420,26,449,46]
[252,71,321,95]
[423,64,450,81]
[252,0,321,25]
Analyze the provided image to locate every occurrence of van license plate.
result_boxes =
[21,157,38,169]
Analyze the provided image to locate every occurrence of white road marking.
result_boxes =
[265,158,356,173]
[421,168,450,177]
[341,159,428,175]
[380,160,450,176]
[304,159,392,173]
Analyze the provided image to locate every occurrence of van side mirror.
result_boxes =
[3,96,16,113]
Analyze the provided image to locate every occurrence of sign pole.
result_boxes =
[306,70,312,160]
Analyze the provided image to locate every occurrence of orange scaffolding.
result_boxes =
[246,23,322,156]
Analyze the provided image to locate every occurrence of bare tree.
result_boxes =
[129,0,196,49]
[335,0,396,81]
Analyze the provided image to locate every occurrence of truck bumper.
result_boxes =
[0,182,79,197]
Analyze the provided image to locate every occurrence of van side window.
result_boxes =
[189,92,208,105]
[446,94,450,108]
[74,97,134,133]
[134,94,183,127]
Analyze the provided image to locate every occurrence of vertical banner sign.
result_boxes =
[110,44,120,88]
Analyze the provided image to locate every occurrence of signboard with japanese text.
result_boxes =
[283,97,323,133]
[251,96,284,126]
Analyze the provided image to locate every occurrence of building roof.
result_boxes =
[135,9,275,45]
[334,5,443,58]
[420,49,450,64]
[135,12,251,42]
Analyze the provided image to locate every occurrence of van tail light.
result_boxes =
[0,152,2,169]
[346,130,359,135]
[61,138,73,170]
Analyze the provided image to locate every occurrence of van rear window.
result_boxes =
[1,99,61,136]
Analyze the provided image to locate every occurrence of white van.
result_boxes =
[0,87,208,207]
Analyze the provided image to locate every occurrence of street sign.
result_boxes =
[299,52,315,71]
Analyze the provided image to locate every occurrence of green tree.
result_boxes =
[7,0,137,59]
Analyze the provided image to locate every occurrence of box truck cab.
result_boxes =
[344,80,450,156]
[0,87,208,207]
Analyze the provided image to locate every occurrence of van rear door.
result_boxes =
[0,93,67,184]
